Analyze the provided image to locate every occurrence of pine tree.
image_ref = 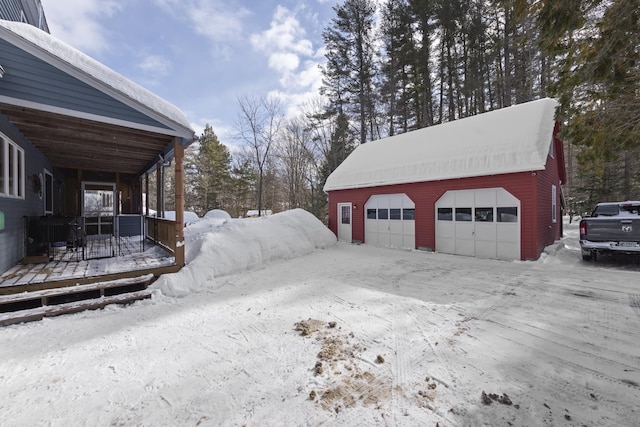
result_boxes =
[536,0,640,204]
[321,0,378,144]
[185,125,232,215]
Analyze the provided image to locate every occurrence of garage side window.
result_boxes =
[403,208,415,220]
[367,208,376,219]
[0,135,25,199]
[341,205,351,224]
[475,207,494,222]
[497,207,518,222]
[438,208,452,220]
[455,208,472,221]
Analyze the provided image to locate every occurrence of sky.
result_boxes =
[1,212,639,425]
[40,0,339,144]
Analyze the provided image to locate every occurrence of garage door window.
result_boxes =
[378,209,389,220]
[403,208,415,220]
[497,207,518,222]
[438,208,452,220]
[455,208,472,221]
[367,208,376,219]
[475,207,494,222]
[390,208,401,220]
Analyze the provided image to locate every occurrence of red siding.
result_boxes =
[534,124,565,256]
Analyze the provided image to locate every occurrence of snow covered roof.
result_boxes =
[324,98,558,192]
[0,20,194,138]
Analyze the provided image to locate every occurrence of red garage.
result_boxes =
[324,98,566,261]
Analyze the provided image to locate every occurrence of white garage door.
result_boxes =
[365,194,415,249]
[435,188,520,260]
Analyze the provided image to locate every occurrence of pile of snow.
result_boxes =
[155,209,336,297]
[204,209,232,220]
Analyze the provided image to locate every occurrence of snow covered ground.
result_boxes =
[1,210,639,426]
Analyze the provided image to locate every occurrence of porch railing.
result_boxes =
[23,215,152,262]
[145,217,176,255]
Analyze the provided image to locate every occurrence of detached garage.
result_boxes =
[324,98,566,261]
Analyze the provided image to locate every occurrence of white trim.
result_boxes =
[552,185,557,223]
[0,131,25,199]
[0,95,190,138]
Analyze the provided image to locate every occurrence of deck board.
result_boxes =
[0,242,175,291]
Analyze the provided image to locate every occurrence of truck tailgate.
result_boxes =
[585,218,640,242]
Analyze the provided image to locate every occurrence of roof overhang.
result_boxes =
[1,103,179,175]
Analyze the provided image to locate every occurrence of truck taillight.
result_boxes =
[580,220,587,238]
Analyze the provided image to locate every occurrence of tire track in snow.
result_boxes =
[630,294,640,319]
[391,313,410,420]
[459,319,637,426]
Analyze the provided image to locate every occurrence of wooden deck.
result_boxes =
[0,243,178,295]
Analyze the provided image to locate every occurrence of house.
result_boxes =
[0,0,48,32]
[0,19,195,294]
[323,98,566,261]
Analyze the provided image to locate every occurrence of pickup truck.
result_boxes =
[579,201,640,261]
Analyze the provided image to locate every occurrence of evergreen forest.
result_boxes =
[171,0,639,219]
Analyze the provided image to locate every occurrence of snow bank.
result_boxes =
[154,209,336,297]
[204,209,232,220]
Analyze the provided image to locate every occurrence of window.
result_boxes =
[497,207,518,223]
[455,208,473,221]
[389,208,401,220]
[438,207,452,221]
[475,207,494,222]
[378,208,389,220]
[552,185,557,223]
[341,205,351,224]
[0,135,25,199]
[366,208,377,219]
[403,208,415,220]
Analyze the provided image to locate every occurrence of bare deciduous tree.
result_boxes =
[235,95,283,216]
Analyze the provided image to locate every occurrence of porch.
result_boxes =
[0,217,181,325]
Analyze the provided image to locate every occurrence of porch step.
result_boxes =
[0,274,155,326]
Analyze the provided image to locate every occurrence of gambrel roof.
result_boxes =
[324,98,558,192]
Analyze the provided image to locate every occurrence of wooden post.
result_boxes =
[144,173,149,216]
[115,172,120,216]
[156,160,162,217]
[174,137,185,267]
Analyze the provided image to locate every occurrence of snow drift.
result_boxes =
[154,209,336,297]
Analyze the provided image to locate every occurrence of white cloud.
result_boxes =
[249,6,326,117]
[135,54,172,86]
[41,0,121,53]
[152,0,250,59]
[250,6,314,56]
[268,52,300,75]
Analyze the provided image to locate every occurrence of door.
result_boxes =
[337,203,352,243]
[364,194,415,249]
[82,182,116,258]
[435,188,521,260]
